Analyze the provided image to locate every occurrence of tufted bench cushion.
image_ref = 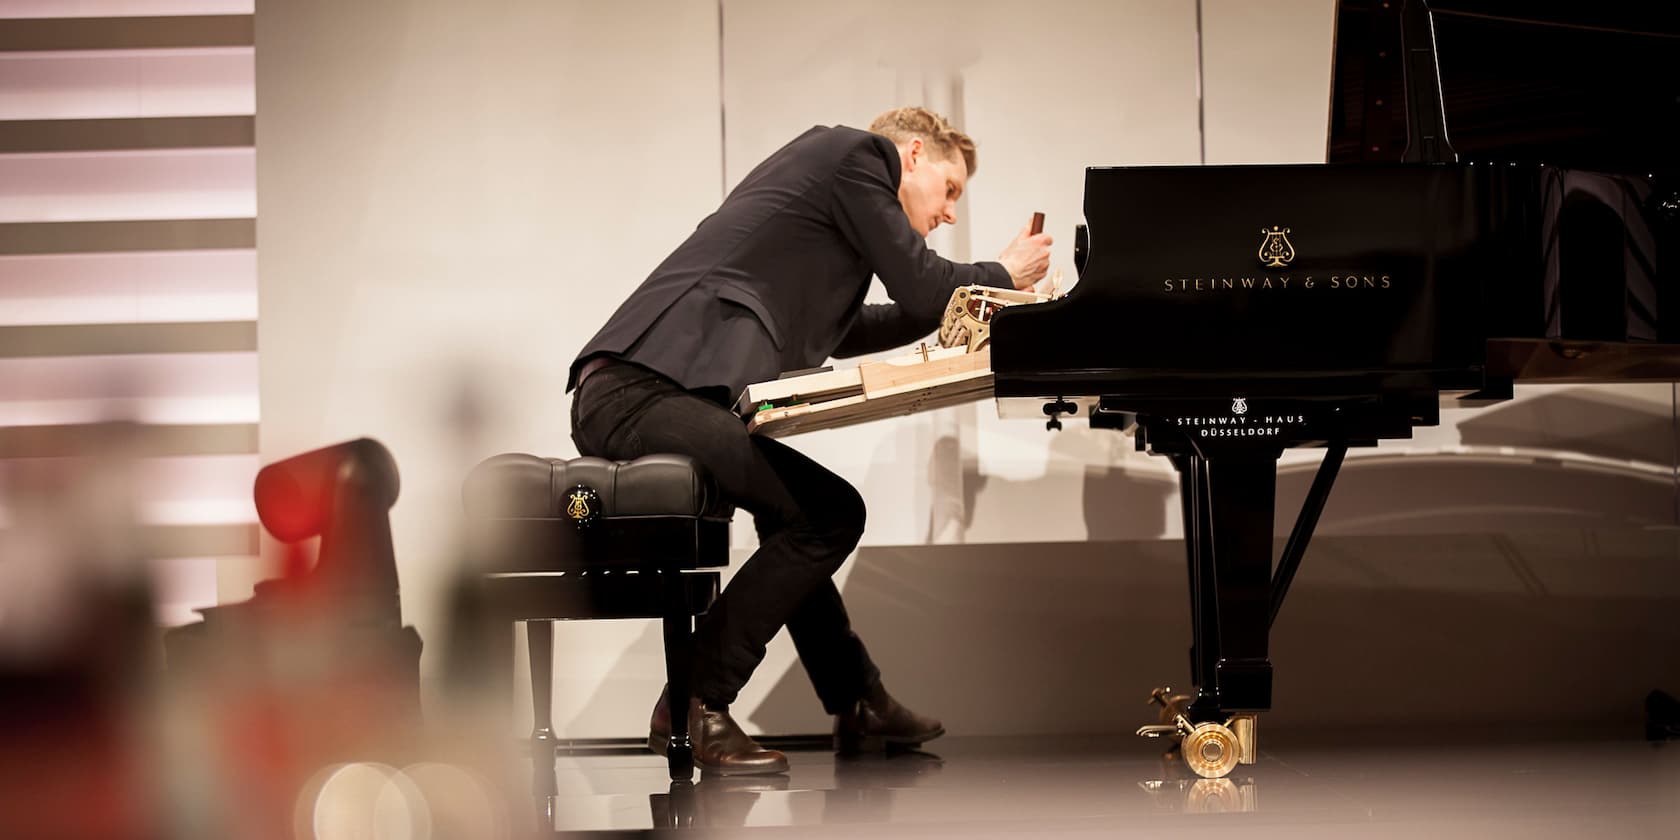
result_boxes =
[462,453,733,574]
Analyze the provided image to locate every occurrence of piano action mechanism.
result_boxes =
[741,281,1059,436]
[742,211,1058,436]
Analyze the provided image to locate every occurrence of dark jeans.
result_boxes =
[569,359,880,714]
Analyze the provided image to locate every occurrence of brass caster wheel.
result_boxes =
[1182,722,1240,778]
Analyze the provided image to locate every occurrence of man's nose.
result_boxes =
[942,203,958,224]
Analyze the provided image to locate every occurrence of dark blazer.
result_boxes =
[567,125,1012,407]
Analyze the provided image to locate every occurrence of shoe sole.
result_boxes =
[647,732,790,776]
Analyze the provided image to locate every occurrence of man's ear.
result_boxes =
[903,137,923,171]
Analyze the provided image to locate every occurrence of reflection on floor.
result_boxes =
[533,734,1679,838]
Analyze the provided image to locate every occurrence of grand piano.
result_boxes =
[989,0,1678,777]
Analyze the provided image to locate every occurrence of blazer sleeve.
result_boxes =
[831,302,938,359]
[829,140,1011,329]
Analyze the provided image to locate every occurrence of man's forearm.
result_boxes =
[832,303,936,358]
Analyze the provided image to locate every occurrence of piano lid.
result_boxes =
[1328,0,1680,174]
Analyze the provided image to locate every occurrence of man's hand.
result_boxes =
[997,224,1053,290]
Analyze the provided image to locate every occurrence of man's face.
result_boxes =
[897,139,968,237]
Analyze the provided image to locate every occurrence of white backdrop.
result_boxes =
[256,0,1679,738]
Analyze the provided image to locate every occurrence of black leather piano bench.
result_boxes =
[461,453,732,781]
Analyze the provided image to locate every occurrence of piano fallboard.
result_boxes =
[992,164,1541,394]
[992,162,1672,413]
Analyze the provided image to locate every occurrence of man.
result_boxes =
[568,106,1052,774]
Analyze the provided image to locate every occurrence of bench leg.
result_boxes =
[527,620,557,759]
[660,573,695,781]
[525,620,558,833]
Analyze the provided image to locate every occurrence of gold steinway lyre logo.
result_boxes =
[567,490,592,521]
[1258,225,1295,268]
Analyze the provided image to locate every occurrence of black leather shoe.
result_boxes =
[834,681,945,754]
[649,689,789,776]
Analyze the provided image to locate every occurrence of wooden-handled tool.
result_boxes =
[1029,212,1058,296]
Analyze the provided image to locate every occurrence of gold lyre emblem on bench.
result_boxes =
[565,485,601,528]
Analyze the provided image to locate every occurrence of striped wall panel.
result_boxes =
[0,7,257,626]
[0,2,252,20]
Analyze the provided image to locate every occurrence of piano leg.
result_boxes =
[1176,456,1224,724]
[1198,451,1278,714]
[1146,449,1280,777]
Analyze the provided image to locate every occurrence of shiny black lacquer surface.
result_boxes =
[993,166,1673,415]
[993,162,1541,406]
[987,0,1677,726]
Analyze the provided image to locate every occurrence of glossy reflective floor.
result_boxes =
[529,734,1679,838]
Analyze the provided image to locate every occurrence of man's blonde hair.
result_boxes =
[868,106,978,176]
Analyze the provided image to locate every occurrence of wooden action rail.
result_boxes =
[742,212,1061,437]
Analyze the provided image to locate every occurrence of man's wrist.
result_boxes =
[982,260,1014,289]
